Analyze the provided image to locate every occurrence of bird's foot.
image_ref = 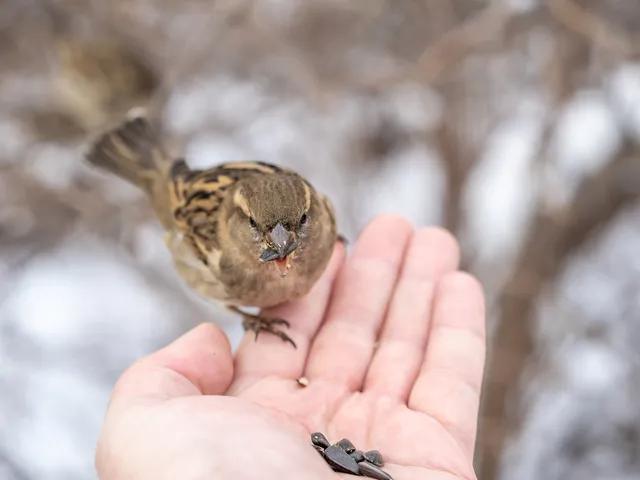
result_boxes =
[238,311,297,348]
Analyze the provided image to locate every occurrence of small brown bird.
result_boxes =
[85,112,342,347]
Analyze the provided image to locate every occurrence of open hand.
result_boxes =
[96,214,486,480]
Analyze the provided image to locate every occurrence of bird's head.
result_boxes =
[225,174,318,277]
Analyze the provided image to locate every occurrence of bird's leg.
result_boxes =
[227,306,297,348]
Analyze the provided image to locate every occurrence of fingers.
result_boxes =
[408,272,486,459]
[108,323,234,410]
[305,214,414,391]
[231,242,346,387]
[363,227,460,401]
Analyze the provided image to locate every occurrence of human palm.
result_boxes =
[96,215,485,480]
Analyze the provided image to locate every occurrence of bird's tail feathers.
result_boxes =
[85,109,172,191]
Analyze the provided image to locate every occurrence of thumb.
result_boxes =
[108,322,234,410]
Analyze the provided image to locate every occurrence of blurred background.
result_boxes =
[1,0,640,479]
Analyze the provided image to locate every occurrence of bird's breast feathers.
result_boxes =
[164,228,322,309]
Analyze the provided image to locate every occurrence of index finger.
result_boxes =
[305,214,414,391]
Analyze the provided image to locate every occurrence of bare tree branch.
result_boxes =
[372,0,511,90]
[547,0,640,59]
[477,140,640,479]
[432,81,476,240]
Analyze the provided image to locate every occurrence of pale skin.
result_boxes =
[96,214,486,480]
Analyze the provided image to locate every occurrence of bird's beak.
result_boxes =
[268,222,297,257]
[259,222,298,277]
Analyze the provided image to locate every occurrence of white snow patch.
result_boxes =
[6,242,175,350]
[560,264,621,323]
[548,90,621,200]
[131,223,172,267]
[507,0,540,14]
[379,83,444,133]
[98,178,144,205]
[563,342,628,393]
[608,63,640,142]
[27,143,80,190]
[10,369,108,480]
[184,133,254,169]
[166,77,270,133]
[358,143,445,227]
[462,114,541,264]
[241,100,308,165]
[502,389,582,480]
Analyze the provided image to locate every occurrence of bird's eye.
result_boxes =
[249,217,257,228]
[300,213,308,225]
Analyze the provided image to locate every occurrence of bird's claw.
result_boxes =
[241,313,297,348]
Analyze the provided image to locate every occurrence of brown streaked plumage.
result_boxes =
[85,111,343,347]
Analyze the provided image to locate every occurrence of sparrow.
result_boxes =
[84,111,343,348]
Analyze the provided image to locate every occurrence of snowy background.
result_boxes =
[1,1,640,479]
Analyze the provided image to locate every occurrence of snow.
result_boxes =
[11,368,108,480]
[184,133,254,169]
[608,63,640,142]
[507,0,540,14]
[0,245,166,479]
[378,83,444,133]
[462,114,541,265]
[562,341,628,393]
[549,90,622,198]
[27,143,82,191]
[5,242,174,349]
[358,142,445,227]
[166,77,272,134]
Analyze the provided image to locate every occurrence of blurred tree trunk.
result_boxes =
[477,141,640,479]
